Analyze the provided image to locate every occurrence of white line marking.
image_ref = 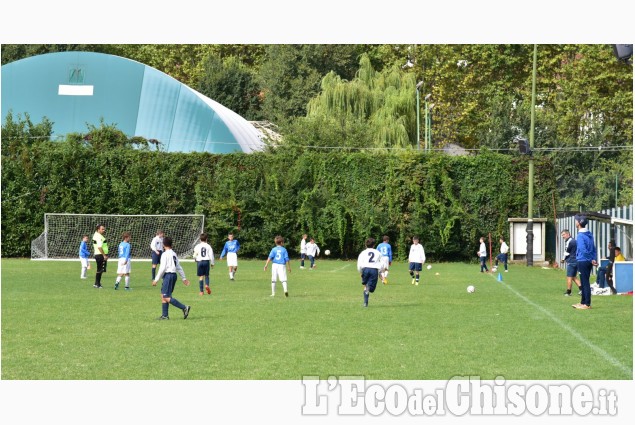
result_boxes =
[491,274,632,377]
[329,263,352,273]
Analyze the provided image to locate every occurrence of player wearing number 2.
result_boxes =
[193,233,215,296]
[264,236,292,297]
[357,237,385,307]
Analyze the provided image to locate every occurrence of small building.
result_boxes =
[508,218,548,264]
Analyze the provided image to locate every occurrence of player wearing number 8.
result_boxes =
[193,233,215,295]
[357,237,385,307]
[264,236,291,297]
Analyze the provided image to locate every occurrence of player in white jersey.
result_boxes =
[408,236,426,285]
[305,238,320,269]
[357,237,385,307]
[151,236,191,320]
[299,234,308,269]
[193,233,215,295]
[150,230,164,281]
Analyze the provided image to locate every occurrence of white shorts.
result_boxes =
[80,257,90,268]
[117,258,131,274]
[380,257,390,270]
[271,263,287,282]
[226,252,238,267]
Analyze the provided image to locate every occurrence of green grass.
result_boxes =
[1,258,632,380]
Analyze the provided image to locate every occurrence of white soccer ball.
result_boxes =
[467,285,475,293]
[324,249,330,256]
[426,264,432,270]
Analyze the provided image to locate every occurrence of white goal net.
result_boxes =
[31,214,205,260]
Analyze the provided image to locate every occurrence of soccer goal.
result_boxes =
[31,214,205,260]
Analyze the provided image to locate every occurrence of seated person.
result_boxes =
[614,247,626,262]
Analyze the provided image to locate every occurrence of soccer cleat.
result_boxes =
[571,303,583,308]
[124,287,131,291]
[199,292,204,296]
[300,266,305,269]
[383,278,388,285]
[411,278,415,285]
[81,276,87,279]
[156,315,169,320]
[270,293,275,297]
[363,303,368,307]
[505,270,508,272]
[114,282,119,290]
[285,292,289,297]
[206,286,211,295]
[563,291,572,296]
[183,305,191,319]
[415,281,419,286]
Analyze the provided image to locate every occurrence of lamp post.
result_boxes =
[424,94,432,152]
[416,81,423,150]
[526,44,537,267]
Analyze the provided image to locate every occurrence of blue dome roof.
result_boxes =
[1,51,265,153]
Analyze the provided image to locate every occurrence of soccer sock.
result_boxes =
[199,278,204,292]
[271,281,276,294]
[124,276,129,287]
[282,281,288,293]
[152,268,156,280]
[416,273,420,282]
[162,302,169,317]
[205,276,209,286]
[301,259,304,267]
[364,290,369,305]
[81,267,87,278]
[116,276,122,284]
[384,270,389,278]
[170,298,186,310]
[410,271,414,278]
[96,272,102,285]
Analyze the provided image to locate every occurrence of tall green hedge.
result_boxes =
[1,140,556,259]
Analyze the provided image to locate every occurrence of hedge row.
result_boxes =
[1,140,556,259]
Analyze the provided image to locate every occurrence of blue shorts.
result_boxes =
[565,262,578,278]
[409,262,422,272]
[197,260,211,277]
[152,250,163,265]
[161,273,177,298]
[361,268,379,293]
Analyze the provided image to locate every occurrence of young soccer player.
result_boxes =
[305,237,320,270]
[79,234,91,279]
[193,233,215,295]
[264,235,292,297]
[376,235,393,285]
[477,236,488,273]
[494,236,509,272]
[357,237,385,307]
[151,236,191,320]
[300,234,308,269]
[92,224,108,288]
[219,232,240,280]
[150,229,164,280]
[408,236,426,285]
[115,232,132,290]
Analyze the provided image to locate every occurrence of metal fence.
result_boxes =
[555,205,633,266]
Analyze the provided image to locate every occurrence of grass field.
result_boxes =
[1,258,632,380]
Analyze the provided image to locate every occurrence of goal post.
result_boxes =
[31,214,205,260]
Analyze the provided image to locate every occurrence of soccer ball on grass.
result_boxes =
[324,250,330,256]
[467,285,475,293]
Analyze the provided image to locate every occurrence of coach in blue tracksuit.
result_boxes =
[573,214,597,310]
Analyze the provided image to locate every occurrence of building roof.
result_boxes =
[1,51,265,153]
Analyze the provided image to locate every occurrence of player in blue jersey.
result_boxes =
[264,235,292,297]
[79,234,91,279]
[115,232,132,290]
[376,235,393,285]
[357,237,385,307]
[219,232,240,280]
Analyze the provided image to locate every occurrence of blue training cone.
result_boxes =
[497,272,503,282]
